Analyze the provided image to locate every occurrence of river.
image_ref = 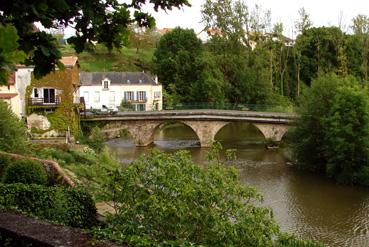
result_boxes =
[106,122,369,247]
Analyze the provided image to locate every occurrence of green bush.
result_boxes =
[36,148,75,165]
[2,159,48,185]
[77,127,105,153]
[0,183,97,229]
[69,150,98,166]
[290,74,369,185]
[0,100,28,153]
[93,149,281,246]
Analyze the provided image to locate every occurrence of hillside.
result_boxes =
[59,44,155,73]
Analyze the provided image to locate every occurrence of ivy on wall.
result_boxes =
[25,65,81,135]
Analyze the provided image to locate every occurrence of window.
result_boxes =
[83,91,89,102]
[154,91,161,98]
[137,104,146,111]
[33,88,39,98]
[109,92,115,102]
[137,91,146,101]
[124,91,134,101]
[103,80,109,90]
[94,91,100,103]
[43,88,55,103]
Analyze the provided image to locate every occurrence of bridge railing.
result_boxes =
[164,103,294,113]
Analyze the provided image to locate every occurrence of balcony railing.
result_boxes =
[123,98,147,103]
[29,98,60,106]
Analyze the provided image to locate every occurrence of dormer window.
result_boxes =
[127,79,130,84]
[139,79,142,83]
[102,78,110,90]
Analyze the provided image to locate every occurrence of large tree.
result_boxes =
[0,0,190,84]
[290,74,369,185]
[153,27,204,103]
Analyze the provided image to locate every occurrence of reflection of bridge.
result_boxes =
[81,110,296,147]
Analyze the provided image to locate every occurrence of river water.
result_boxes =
[106,122,369,247]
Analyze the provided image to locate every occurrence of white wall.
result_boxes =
[0,85,21,117]
[80,84,163,111]
[15,67,33,117]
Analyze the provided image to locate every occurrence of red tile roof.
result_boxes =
[0,93,18,99]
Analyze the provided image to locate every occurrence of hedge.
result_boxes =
[2,159,48,185]
[0,184,97,229]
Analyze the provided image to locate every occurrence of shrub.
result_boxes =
[2,159,48,185]
[36,148,75,165]
[0,100,28,153]
[85,127,105,153]
[69,150,98,166]
[0,183,98,229]
[93,149,281,246]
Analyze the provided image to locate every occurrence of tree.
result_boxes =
[295,27,345,86]
[0,0,190,82]
[352,15,369,82]
[0,25,26,85]
[153,27,204,103]
[128,25,160,53]
[0,100,28,153]
[290,74,369,185]
[294,8,312,97]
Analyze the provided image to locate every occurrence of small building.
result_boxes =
[28,56,80,110]
[26,56,81,135]
[0,73,21,117]
[79,72,163,111]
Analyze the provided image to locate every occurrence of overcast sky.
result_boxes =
[63,0,369,38]
[143,0,369,38]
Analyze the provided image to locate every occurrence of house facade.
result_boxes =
[28,56,80,110]
[79,72,163,111]
[26,56,81,135]
[0,73,21,117]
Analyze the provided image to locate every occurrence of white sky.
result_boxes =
[64,0,369,39]
[144,0,369,38]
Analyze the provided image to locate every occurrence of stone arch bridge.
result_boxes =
[81,110,296,147]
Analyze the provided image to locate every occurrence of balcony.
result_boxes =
[124,97,147,103]
[29,98,60,107]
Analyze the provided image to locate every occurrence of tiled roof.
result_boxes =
[60,56,78,68]
[80,72,158,86]
[0,93,18,99]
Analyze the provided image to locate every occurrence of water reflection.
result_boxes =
[106,122,369,247]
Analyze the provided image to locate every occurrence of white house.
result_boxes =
[79,72,163,111]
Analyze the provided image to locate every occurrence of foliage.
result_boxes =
[289,74,369,185]
[0,100,28,153]
[0,0,190,78]
[91,149,282,246]
[77,127,106,153]
[0,183,97,228]
[2,159,48,185]
[153,28,207,103]
[0,25,26,85]
[65,149,121,202]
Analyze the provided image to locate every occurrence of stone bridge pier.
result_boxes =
[100,120,290,148]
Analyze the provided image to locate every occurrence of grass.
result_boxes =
[59,44,155,72]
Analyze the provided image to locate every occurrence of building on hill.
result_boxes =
[79,72,163,111]
[25,56,82,136]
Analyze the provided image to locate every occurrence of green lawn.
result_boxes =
[59,44,155,72]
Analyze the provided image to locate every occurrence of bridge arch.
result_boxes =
[214,122,265,144]
[152,121,201,146]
